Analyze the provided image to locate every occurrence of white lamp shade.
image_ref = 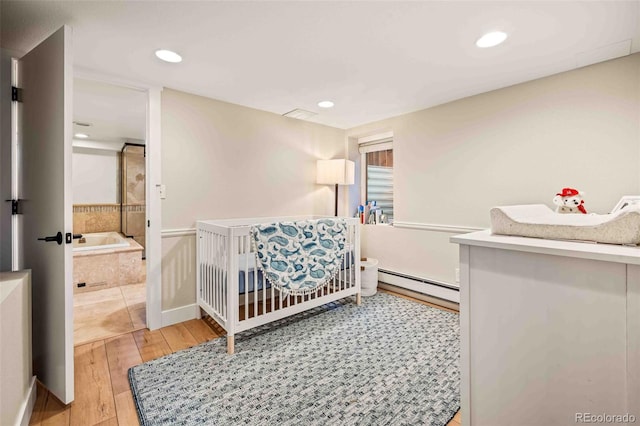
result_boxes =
[316,159,355,185]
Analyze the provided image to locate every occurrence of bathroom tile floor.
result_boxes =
[74,263,146,346]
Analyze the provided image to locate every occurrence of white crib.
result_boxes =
[196,216,361,354]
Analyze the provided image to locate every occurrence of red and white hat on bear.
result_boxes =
[557,188,580,197]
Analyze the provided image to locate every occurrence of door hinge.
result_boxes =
[12,86,23,102]
[5,199,22,215]
[147,220,150,227]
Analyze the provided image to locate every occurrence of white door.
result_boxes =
[18,25,74,404]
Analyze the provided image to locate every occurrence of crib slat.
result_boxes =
[205,231,210,310]
[201,231,205,306]
[214,233,218,316]
[262,264,266,315]
[198,231,203,307]
[212,232,220,315]
[350,226,354,289]
[199,231,204,305]
[243,236,248,321]
[217,234,221,318]
[214,233,219,316]
[212,232,216,315]
[269,273,274,313]
[351,225,355,289]
[214,233,217,316]
[223,235,227,320]
[208,231,212,309]
[221,235,225,320]
[252,237,258,318]
[206,231,210,309]
[223,234,227,318]
[216,233,221,316]
[247,236,254,319]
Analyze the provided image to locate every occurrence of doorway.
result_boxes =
[6,25,162,404]
[71,78,147,345]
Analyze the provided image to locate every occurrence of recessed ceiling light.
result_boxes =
[476,31,508,48]
[155,49,182,63]
[74,133,89,139]
[318,101,334,108]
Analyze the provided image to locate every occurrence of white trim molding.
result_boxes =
[146,86,163,331]
[392,221,485,234]
[357,130,393,144]
[18,376,37,426]
[161,303,199,327]
[378,270,460,303]
[161,228,196,238]
[377,283,459,312]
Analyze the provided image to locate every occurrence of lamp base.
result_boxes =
[334,183,338,216]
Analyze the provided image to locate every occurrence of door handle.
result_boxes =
[38,231,63,245]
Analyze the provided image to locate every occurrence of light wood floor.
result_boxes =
[31,289,462,426]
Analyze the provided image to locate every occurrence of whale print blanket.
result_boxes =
[251,218,347,296]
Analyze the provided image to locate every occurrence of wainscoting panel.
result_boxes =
[161,231,197,314]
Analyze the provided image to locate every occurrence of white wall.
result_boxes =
[72,147,119,204]
[349,53,640,286]
[158,54,640,313]
[161,89,346,311]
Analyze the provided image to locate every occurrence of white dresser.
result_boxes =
[451,231,640,426]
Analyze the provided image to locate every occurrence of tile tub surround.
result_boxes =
[73,203,147,235]
[73,237,144,294]
[73,204,121,234]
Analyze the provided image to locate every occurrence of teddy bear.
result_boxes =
[553,187,587,214]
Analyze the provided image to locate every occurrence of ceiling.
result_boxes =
[3,1,640,129]
[74,78,146,147]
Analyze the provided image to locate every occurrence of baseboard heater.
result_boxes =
[378,269,460,303]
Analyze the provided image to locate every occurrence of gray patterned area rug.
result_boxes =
[129,293,460,426]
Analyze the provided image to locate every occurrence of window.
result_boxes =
[359,134,393,221]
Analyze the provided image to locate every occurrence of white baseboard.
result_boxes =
[379,270,460,303]
[17,376,37,426]
[378,283,459,312]
[161,304,199,327]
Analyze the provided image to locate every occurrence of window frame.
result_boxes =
[358,132,394,218]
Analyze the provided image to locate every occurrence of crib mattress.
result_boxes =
[490,204,640,245]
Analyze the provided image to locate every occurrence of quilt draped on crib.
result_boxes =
[251,218,347,296]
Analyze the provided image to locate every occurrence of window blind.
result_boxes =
[367,165,393,218]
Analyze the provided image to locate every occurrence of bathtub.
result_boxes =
[72,232,144,293]
[72,231,130,252]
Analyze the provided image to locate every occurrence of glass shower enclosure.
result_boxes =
[121,144,145,257]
